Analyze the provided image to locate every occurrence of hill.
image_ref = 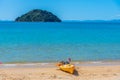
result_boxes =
[15,9,61,22]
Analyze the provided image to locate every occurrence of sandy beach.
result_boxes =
[0,62,119,80]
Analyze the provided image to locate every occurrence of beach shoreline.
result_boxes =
[0,61,120,80]
[0,61,119,80]
[0,61,120,68]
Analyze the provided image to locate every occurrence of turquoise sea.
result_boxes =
[0,22,120,63]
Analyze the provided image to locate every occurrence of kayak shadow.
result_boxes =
[73,69,79,76]
[57,69,79,76]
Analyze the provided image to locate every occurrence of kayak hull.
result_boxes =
[59,64,75,74]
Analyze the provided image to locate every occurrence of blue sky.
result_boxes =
[0,0,120,21]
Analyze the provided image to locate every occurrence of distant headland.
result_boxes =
[15,9,61,22]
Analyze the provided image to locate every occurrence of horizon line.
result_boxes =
[0,19,120,22]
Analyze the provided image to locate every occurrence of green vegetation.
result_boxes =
[15,9,61,22]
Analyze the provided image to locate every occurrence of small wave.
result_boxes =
[2,64,17,67]
[90,61,103,64]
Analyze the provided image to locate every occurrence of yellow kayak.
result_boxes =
[59,64,75,74]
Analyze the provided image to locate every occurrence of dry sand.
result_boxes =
[0,64,119,80]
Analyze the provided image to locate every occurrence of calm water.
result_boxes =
[0,22,120,63]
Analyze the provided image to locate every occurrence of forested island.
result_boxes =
[15,9,61,22]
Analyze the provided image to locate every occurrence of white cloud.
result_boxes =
[115,14,120,17]
[110,14,120,19]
